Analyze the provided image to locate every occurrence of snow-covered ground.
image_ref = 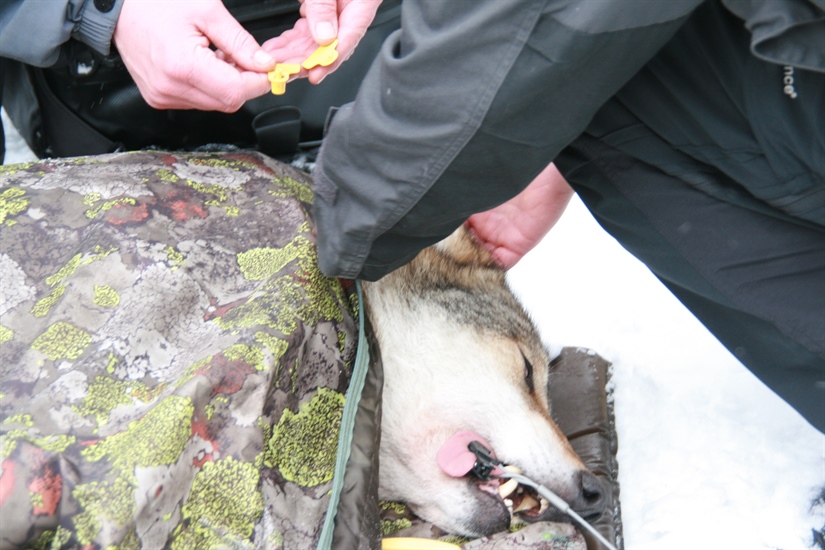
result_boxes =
[508,197,824,550]
[3,108,824,549]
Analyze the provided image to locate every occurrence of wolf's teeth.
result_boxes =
[513,495,539,513]
[498,478,519,499]
[502,464,523,474]
[539,497,550,514]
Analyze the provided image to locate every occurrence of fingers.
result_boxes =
[130,46,271,111]
[116,0,378,111]
[337,0,382,52]
[114,0,274,111]
[305,0,381,83]
[265,0,382,85]
[132,64,269,111]
[202,2,276,72]
[185,50,273,111]
[301,0,340,45]
[262,19,320,65]
[464,164,574,270]
[490,248,524,271]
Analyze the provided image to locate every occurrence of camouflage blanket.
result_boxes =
[0,151,610,550]
[0,152,363,549]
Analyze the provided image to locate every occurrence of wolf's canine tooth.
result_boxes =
[513,495,539,513]
[539,497,550,514]
[498,478,519,499]
[502,464,523,474]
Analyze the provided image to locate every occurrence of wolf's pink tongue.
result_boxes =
[437,431,500,478]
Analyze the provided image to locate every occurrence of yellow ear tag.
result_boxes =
[268,63,301,95]
[302,39,339,70]
[268,40,339,95]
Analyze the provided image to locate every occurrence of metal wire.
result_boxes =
[495,471,618,550]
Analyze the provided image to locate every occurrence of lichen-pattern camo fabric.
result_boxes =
[0,151,359,549]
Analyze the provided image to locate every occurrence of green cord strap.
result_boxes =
[318,280,371,549]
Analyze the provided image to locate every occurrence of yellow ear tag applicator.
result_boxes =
[268,39,339,96]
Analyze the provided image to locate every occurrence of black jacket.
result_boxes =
[313,0,825,280]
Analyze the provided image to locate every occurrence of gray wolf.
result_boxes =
[364,227,607,537]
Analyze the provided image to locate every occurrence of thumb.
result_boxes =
[204,4,275,71]
[303,0,339,45]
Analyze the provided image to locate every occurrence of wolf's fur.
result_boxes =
[364,227,606,537]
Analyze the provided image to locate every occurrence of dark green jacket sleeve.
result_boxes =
[0,0,124,67]
[313,0,702,280]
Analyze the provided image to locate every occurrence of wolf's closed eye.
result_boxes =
[523,353,535,393]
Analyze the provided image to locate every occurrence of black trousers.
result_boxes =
[556,134,825,433]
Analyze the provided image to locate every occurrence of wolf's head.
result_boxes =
[364,227,607,537]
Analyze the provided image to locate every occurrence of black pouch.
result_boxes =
[2,0,401,159]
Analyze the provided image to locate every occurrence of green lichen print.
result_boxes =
[0,325,12,344]
[266,388,345,487]
[73,477,136,545]
[93,285,121,307]
[172,456,263,548]
[74,376,139,426]
[31,284,66,317]
[31,321,92,360]
[0,187,29,225]
[236,237,309,281]
[81,395,194,474]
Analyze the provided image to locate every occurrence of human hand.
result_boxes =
[113,0,276,111]
[465,163,574,270]
[262,0,382,84]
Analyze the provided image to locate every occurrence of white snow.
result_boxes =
[508,196,825,550]
[3,108,824,549]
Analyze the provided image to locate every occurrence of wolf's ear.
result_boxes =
[434,225,500,269]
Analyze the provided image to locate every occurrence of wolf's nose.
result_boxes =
[572,470,608,518]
